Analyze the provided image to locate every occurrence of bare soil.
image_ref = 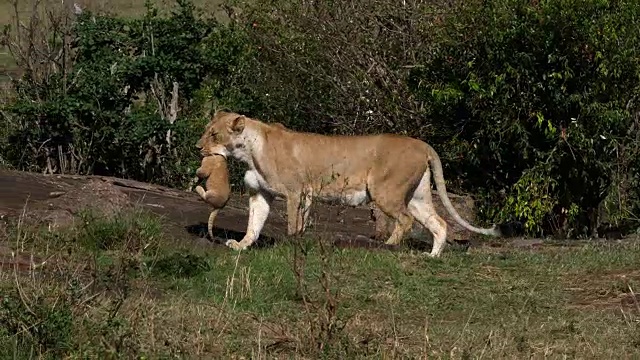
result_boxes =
[0,168,387,248]
[1,169,634,254]
[2,168,626,250]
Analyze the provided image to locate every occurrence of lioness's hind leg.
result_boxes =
[368,159,425,246]
[386,212,413,245]
[407,170,448,257]
[408,199,447,257]
[373,201,413,246]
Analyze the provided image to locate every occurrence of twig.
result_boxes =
[422,315,431,358]
[627,284,640,314]
[215,251,243,339]
[13,197,35,317]
[166,81,179,150]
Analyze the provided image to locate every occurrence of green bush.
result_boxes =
[226,0,437,135]
[78,209,162,252]
[408,0,640,236]
[1,0,252,188]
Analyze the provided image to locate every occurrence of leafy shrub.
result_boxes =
[1,0,252,188]
[78,209,162,252]
[226,0,438,135]
[408,0,640,236]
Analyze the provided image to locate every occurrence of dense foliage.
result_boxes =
[1,0,251,188]
[1,0,639,237]
[409,0,640,236]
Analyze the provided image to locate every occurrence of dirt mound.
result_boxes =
[2,178,131,231]
[46,178,131,216]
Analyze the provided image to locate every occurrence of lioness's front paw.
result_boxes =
[225,239,247,251]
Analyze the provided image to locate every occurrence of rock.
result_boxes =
[371,190,478,243]
[333,233,402,251]
[509,238,544,248]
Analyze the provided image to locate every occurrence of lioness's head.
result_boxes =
[196,111,247,157]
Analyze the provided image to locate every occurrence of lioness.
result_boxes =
[194,154,231,240]
[196,111,503,257]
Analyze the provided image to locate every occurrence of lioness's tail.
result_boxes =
[427,145,501,237]
[207,209,221,240]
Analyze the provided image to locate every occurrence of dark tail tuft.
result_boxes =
[498,221,524,237]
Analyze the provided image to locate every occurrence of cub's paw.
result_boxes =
[195,185,206,198]
[195,167,207,179]
[225,239,247,251]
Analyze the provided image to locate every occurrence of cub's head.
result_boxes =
[196,111,247,157]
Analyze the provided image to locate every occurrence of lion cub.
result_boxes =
[195,154,231,240]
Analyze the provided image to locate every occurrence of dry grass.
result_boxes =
[0,0,226,85]
[1,204,640,358]
[0,0,222,26]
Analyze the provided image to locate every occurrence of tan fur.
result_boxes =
[194,154,231,240]
[196,111,501,256]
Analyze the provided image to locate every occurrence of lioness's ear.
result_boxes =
[230,115,245,134]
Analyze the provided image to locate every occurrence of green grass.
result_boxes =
[1,208,639,358]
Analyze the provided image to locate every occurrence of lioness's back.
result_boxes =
[269,128,430,169]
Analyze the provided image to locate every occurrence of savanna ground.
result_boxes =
[1,164,640,359]
[1,1,640,359]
